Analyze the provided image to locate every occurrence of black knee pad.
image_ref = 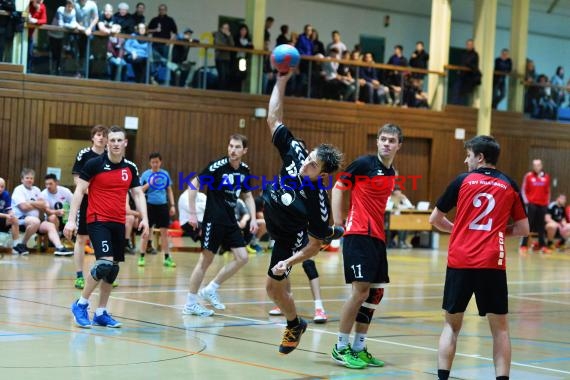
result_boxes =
[302,259,319,281]
[90,259,120,284]
[355,287,385,325]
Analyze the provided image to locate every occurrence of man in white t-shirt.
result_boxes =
[178,189,206,241]
[41,173,73,232]
[326,30,347,60]
[12,169,72,256]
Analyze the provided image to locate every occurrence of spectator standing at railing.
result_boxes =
[48,0,81,75]
[492,49,512,109]
[124,22,149,83]
[232,24,253,92]
[294,24,313,97]
[264,16,273,44]
[523,59,537,113]
[326,30,347,60]
[97,3,115,33]
[551,66,565,107]
[386,45,408,105]
[409,41,429,80]
[26,0,46,73]
[74,0,98,78]
[452,39,480,106]
[132,2,145,26]
[275,24,289,46]
[0,0,16,62]
[147,3,177,67]
[213,22,234,91]
[112,3,135,35]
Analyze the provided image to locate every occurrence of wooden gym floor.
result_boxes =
[0,236,568,380]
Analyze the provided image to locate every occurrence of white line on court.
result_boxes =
[110,295,570,375]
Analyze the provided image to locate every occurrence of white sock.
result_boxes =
[314,299,324,310]
[95,307,107,316]
[205,281,220,293]
[337,333,350,350]
[78,297,89,305]
[353,333,367,352]
[186,293,197,305]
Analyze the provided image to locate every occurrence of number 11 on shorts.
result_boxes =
[351,264,363,279]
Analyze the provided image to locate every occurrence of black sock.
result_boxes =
[437,369,450,380]
[547,240,553,246]
[76,271,83,279]
[140,253,145,258]
[165,253,170,259]
[496,377,509,380]
[286,316,300,328]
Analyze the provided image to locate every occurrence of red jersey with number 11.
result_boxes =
[436,168,526,269]
[80,154,140,224]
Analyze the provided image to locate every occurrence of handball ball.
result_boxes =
[271,44,300,73]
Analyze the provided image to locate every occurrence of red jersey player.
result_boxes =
[429,135,529,380]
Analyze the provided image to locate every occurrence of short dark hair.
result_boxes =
[91,125,108,138]
[149,152,162,161]
[395,44,403,51]
[378,123,403,143]
[108,125,126,135]
[280,24,288,33]
[266,16,274,22]
[229,134,248,149]
[416,41,424,46]
[332,30,339,35]
[45,173,58,181]
[464,135,500,165]
[316,144,343,174]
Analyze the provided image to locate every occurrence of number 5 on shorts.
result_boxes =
[351,264,363,279]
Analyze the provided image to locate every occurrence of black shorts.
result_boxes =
[201,221,245,254]
[0,218,10,232]
[442,267,508,316]
[77,197,89,235]
[148,203,170,228]
[267,230,308,281]
[87,221,126,262]
[342,235,389,284]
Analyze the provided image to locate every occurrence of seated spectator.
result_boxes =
[0,176,23,254]
[530,74,558,120]
[551,66,565,107]
[11,168,72,256]
[337,50,356,100]
[403,76,428,108]
[386,45,408,105]
[113,2,135,35]
[386,186,413,248]
[249,195,266,253]
[107,24,126,81]
[124,23,150,83]
[178,189,206,241]
[170,28,197,87]
[326,30,347,60]
[358,52,389,104]
[545,194,570,249]
[124,193,140,254]
[275,24,289,46]
[48,0,82,75]
[41,173,73,233]
[409,41,429,80]
[321,47,354,101]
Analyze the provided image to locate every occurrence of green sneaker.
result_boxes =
[112,281,119,288]
[163,256,176,268]
[74,277,85,289]
[138,257,145,267]
[355,347,384,367]
[331,344,368,369]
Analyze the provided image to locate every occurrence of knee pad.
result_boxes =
[90,259,120,284]
[302,259,319,281]
[355,285,385,325]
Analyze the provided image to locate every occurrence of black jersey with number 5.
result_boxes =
[262,124,330,240]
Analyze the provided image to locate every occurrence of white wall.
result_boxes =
[136,0,568,77]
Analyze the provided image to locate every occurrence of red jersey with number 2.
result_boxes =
[436,168,527,269]
[80,154,140,224]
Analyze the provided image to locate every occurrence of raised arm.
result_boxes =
[267,71,293,136]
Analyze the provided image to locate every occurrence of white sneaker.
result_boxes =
[268,306,283,316]
[182,303,214,317]
[198,288,226,310]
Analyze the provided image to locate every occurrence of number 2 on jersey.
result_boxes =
[351,264,363,279]
[468,192,495,231]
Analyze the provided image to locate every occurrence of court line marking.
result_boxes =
[110,296,570,376]
[0,319,322,378]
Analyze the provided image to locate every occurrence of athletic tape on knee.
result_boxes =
[302,259,319,281]
[90,259,119,283]
[355,286,385,324]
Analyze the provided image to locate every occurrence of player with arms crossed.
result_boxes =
[265,71,343,354]
[65,126,149,328]
[429,136,529,380]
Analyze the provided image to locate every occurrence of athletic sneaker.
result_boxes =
[124,241,136,255]
[250,243,263,254]
[313,308,328,324]
[84,245,94,254]
[199,288,225,310]
[331,344,368,369]
[518,246,529,256]
[146,246,157,255]
[182,303,214,317]
[354,347,385,367]
[74,277,85,289]
[54,246,73,256]
[112,281,119,288]
[246,245,257,254]
[163,257,176,268]
[269,306,283,316]
[279,318,307,354]
[540,246,553,255]
[12,243,29,255]
[71,300,91,328]
[92,311,122,328]
[137,257,145,267]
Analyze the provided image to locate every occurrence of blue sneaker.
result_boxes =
[92,311,122,328]
[71,300,91,328]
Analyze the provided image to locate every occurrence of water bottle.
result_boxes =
[62,202,70,224]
